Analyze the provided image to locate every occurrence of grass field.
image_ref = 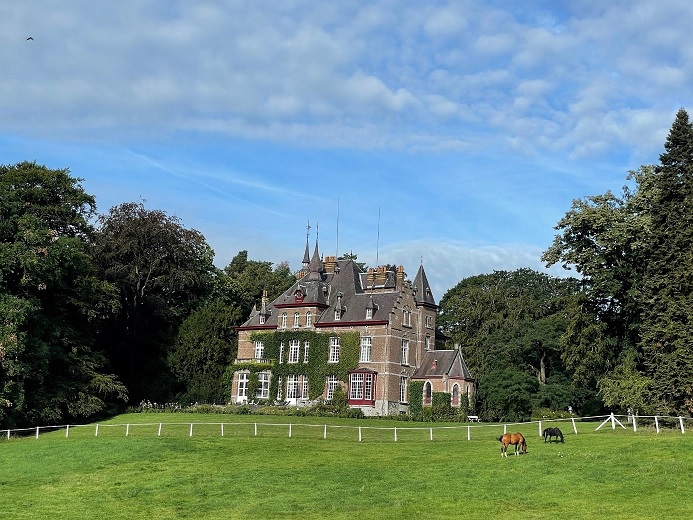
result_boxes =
[1,413,692,519]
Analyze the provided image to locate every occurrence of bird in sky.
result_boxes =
[26,36,34,40]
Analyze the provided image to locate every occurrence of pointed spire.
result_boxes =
[302,220,311,267]
[308,223,323,280]
[413,264,436,307]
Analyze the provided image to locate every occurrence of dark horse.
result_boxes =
[542,427,564,443]
[498,432,527,457]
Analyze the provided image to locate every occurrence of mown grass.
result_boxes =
[1,414,691,519]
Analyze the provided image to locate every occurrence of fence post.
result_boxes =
[289,423,292,438]
[189,423,193,437]
[126,424,130,437]
[571,417,577,434]
[503,424,507,434]
[394,427,397,442]
[221,423,224,437]
[679,416,685,434]
[95,424,99,437]
[323,424,327,439]
[6,429,9,440]
[632,415,637,432]
[35,426,39,440]
[358,426,362,442]
[254,423,257,437]
[467,425,471,441]
[538,420,542,437]
[66,425,70,438]
[429,427,433,441]
[158,423,162,437]
[655,416,660,433]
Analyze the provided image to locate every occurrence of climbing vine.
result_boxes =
[230,330,360,402]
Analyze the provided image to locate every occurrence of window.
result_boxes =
[334,307,341,320]
[425,315,433,328]
[289,340,300,364]
[349,371,375,403]
[403,307,412,327]
[360,336,372,362]
[328,337,340,363]
[366,307,373,320]
[280,313,287,329]
[350,373,364,400]
[305,311,312,328]
[302,377,309,400]
[293,312,300,328]
[257,372,270,399]
[279,342,284,364]
[238,373,248,398]
[401,339,409,365]
[303,341,310,363]
[254,341,264,359]
[326,375,339,401]
[259,314,266,325]
[426,335,431,350]
[400,376,407,403]
[287,374,299,399]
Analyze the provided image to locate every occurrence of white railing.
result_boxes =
[2,414,689,443]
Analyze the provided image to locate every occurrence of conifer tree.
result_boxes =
[640,108,693,413]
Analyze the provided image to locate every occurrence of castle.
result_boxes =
[231,235,474,416]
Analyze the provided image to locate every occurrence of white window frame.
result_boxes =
[401,339,409,365]
[403,307,411,327]
[326,375,339,401]
[238,372,248,398]
[293,312,300,328]
[288,339,300,364]
[259,314,266,325]
[426,315,433,328]
[303,341,310,363]
[254,341,264,360]
[305,311,312,328]
[366,307,373,320]
[302,377,309,400]
[350,373,364,400]
[400,376,408,403]
[334,307,341,321]
[328,337,340,363]
[286,374,299,399]
[360,336,372,362]
[280,312,287,329]
[257,372,270,399]
[279,342,284,364]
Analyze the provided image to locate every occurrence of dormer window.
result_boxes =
[335,308,342,321]
[294,288,305,303]
[259,314,266,325]
[366,296,377,320]
[366,307,373,320]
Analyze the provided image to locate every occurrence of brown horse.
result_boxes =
[498,432,527,457]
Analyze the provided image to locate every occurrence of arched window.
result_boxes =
[424,381,432,405]
[452,384,460,407]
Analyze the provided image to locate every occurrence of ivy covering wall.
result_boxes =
[230,330,360,401]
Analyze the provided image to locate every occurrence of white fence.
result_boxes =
[1,413,689,443]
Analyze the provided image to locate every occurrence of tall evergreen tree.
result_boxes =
[639,108,693,414]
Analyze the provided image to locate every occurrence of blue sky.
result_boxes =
[2,1,692,299]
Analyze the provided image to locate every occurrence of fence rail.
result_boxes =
[2,414,689,443]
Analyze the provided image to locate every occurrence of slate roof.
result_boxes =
[411,349,474,381]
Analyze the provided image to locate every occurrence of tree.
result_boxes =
[437,269,580,414]
[543,108,693,415]
[224,250,295,315]
[168,299,243,403]
[477,368,538,422]
[92,202,216,403]
[639,108,693,414]
[0,162,126,428]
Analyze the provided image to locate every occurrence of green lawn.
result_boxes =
[1,414,691,519]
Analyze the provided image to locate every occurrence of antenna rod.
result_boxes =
[375,206,380,268]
